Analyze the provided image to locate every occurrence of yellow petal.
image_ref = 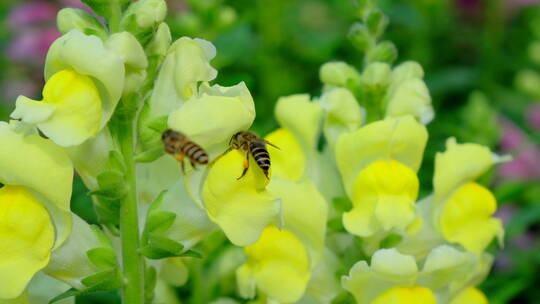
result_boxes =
[450,287,488,304]
[336,116,427,197]
[0,186,54,300]
[438,182,502,255]
[237,226,310,303]
[202,150,279,246]
[434,138,493,203]
[371,286,437,304]
[275,94,322,150]
[343,160,419,237]
[319,61,361,87]
[420,245,476,291]
[267,179,327,264]
[168,82,255,159]
[264,128,305,181]
[0,122,73,213]
[44,30,124,129]
[12,70,102,146]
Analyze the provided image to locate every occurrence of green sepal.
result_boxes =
[94,197,120,228]
[48,269,123,303]
[134,146,165,163]
[87,247,117,270]
[88,170,127,200]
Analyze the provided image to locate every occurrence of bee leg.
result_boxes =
[237,152,250,180]
[175,154,186,174]
[190,159,196,169]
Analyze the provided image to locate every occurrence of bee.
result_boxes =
[162,129,208,173]
[230,131,279,179]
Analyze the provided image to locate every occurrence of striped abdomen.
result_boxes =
[180,141,209,164]
[250,141,270,177]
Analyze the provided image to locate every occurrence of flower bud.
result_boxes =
[319,61,361,87]
[515,69,540,98]
[348,23,372,51]
[147,23,172,58]
[57,8,106,39]
[365,8,388,38]
[121,0,167,41]
[105,32,148,95]
[362,62,391,90]
[366,41,398,64]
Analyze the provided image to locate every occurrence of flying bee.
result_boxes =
[230,131,279,180]
[162,129,208,173]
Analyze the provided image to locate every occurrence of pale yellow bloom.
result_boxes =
[433,138,503,255]
[335,116,427,239]
[168,82,255,159]
[12,30,125,146]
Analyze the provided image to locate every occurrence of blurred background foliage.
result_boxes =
[1,0,540,303]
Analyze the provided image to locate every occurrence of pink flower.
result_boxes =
[8,1,58,29]
[526,103,540,131]
[499,118,526,151]
[7,29,60,66]
[499,146,540,180]
[59,0,91,11]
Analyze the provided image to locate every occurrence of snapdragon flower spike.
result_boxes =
[432,138,504,255]
[11,30,125,146]
[335,116,427,239]
[0,121,73,300]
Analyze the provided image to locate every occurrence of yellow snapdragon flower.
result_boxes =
[335,116,427,239]
[11,30,125,146]
[0,122,72,299]
[433,138,504,255]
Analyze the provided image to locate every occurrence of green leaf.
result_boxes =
[139,234,203,259]
[134,146,165,163]
[87,248,117,269]
[49,269,123,303]
[88,170,127,200]
[81,269,122,287]
[140,234,184,259]
[145,210,176,235]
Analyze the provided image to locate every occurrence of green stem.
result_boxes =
[109,2,122,33]
[117,100,145,304]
